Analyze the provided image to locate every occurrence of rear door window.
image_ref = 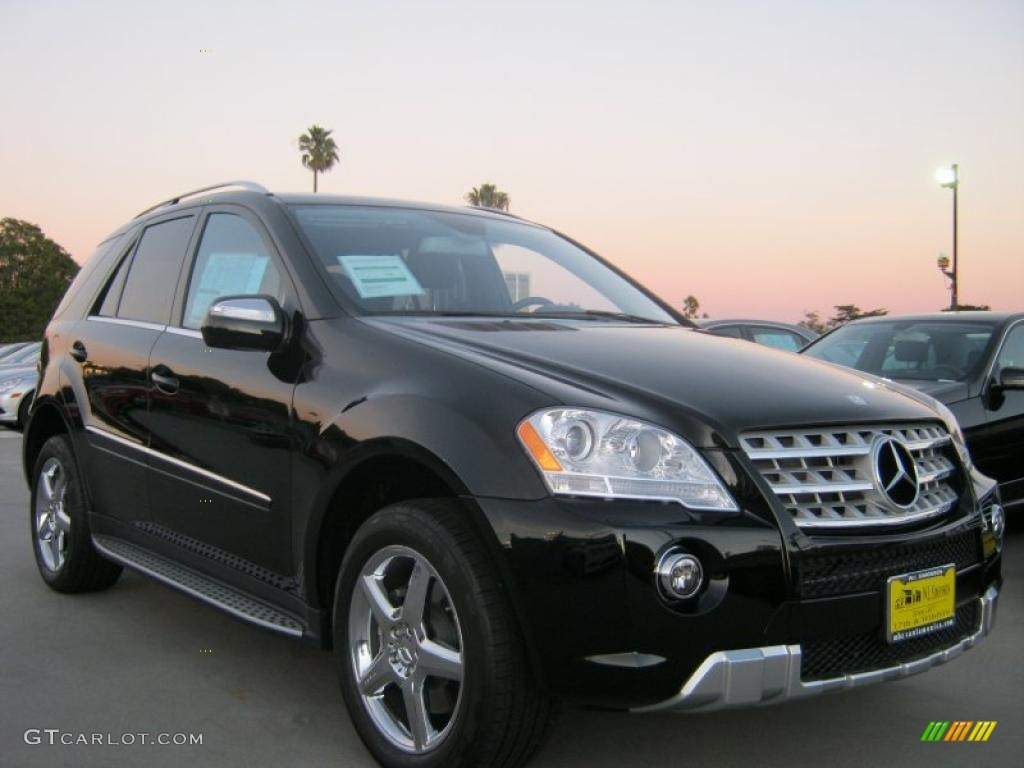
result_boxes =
[117,217,195,324]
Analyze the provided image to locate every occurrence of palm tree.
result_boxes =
[298,125,340,193]
[465,183,510,211]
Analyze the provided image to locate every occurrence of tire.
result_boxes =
[334,499,552,768]
[30,435,122,593]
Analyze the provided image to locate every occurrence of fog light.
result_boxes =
[656,550,703,599]
[991,503,1006,543]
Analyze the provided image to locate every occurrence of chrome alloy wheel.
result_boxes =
[35,457,70,572]
[349,545,465,753]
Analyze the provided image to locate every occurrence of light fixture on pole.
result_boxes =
[936,253,955,309]
[935,164,959,310]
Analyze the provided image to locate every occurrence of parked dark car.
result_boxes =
[801,312,1024,513]
[701,318,818,351]
[24,182,1003,768]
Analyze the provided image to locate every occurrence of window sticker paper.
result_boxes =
[338,254,425,299]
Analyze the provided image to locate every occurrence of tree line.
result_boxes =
[0,218,79,342]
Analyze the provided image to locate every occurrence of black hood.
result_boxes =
[368,318,943,447]
[886,378,969,405]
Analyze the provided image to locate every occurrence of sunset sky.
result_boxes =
[2,0,1021,321]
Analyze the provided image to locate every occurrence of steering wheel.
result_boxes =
[510,296,555,312]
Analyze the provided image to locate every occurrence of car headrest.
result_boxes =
[406,251,461,290]
[407,236,488,291]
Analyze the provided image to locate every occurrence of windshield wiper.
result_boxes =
[368,309,663,323]
[371,309,666,323]
[372,310,523,318]
[533,309,666,324]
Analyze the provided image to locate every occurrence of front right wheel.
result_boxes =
[334,499,551,768]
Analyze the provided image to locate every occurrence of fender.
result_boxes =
[22,395,77,483]
[295,429,549,681]
[293,391,550,588]
[297,435,467,595]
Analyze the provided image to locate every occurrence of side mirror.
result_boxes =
[201,295,286,352]
[997,366,1024,391]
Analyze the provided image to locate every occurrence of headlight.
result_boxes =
[517,408,739,511]
[931,400,972,469]
[0,377,32,395]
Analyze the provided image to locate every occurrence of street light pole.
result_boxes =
[936,163,960,310]
[950,163,959,310]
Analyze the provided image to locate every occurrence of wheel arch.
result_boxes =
[22,397,75,486]
[306,438,469,615]
[304,437,543,685]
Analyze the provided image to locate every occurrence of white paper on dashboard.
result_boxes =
[338,254,425,299]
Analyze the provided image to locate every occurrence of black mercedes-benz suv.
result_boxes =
[25,181,1003,768]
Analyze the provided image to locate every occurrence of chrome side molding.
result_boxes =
[84,425,270,505]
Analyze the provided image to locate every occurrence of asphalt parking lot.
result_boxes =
[0,430,1021,768]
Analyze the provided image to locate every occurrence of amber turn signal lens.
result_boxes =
[517,421,562,472]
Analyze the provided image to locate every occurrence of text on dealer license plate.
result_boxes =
[886,564,956,643]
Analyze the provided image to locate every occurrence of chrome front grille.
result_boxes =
[740,423,958,529]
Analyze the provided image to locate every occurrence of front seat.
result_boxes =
[406,236,508,311]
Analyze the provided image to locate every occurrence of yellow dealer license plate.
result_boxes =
[886,564,956,644]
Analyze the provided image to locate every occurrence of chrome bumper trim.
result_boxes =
[632,585,999,713]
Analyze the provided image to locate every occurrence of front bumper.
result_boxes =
[0,389,28,424]
[476,493,1002,710]
[633,583,999,712]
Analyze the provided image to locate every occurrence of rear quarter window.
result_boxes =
[50,233,125,320]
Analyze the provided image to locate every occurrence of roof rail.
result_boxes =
[134,181,270,219]
[462,205,527,221]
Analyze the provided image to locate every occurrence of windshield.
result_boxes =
[290,205,677,324]
[803,320,996,382]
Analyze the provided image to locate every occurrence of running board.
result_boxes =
[92,535,305,638]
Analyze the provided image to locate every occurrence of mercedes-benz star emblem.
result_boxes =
[872,436,919,508]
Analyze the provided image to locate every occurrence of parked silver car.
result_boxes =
[700,319,818,351]
[0,341,34,362]
[0,364,37,428]
[0,341,41,368]
[0,342,41,429]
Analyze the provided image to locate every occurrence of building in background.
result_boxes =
[504,271,531,302]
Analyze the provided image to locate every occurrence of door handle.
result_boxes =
[151,365,180,395]
[70,340,87,363]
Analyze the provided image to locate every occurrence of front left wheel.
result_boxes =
[333,499,552,768]
[30,435,122,592]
